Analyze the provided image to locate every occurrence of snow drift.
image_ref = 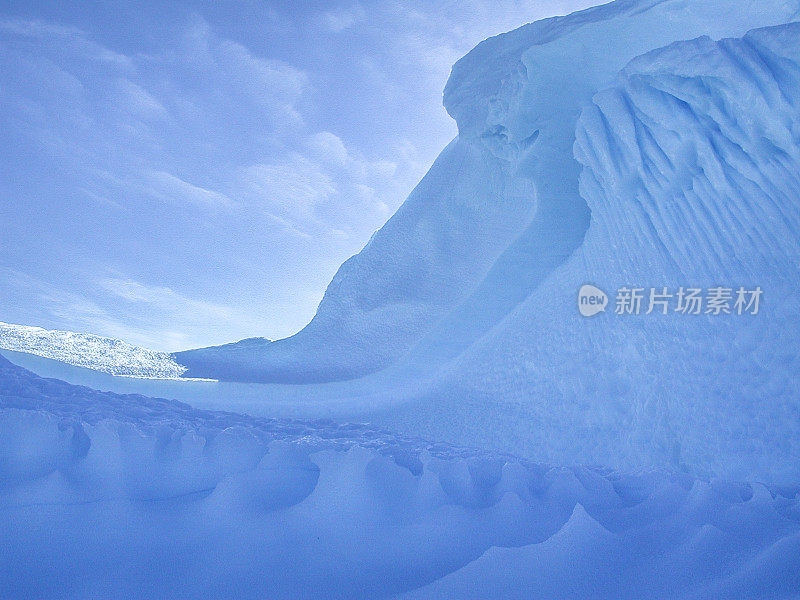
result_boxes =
[2,353,799,599]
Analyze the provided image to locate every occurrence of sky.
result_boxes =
[0,0,597,352]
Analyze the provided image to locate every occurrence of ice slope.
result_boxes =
[0,321,187,378]
[393,22,800,482]
[176,0,800,383]
[2,353,799,599]
[177,140,538,382]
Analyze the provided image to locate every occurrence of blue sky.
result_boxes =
[0,0,594,351]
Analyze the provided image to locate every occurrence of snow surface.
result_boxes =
[0,322,188,378]
[2,353,799,599]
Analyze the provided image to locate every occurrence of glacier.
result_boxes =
[0,321,188,379]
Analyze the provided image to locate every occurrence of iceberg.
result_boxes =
[171,1,800,482]
[4,0,800,596]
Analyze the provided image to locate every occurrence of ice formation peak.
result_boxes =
[177,0,800,384]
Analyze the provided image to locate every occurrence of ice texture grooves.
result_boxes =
[2,354,800,599]
[397,23,800,482]
[575,27,800,283]
[0,322,187,378]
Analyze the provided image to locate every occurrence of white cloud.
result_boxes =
[239,154,337,220]
[113,79,168,118]
[0,18,82,37]
[319,5,367,32]
[174,17,309,127]
[370,160,398,179]
[144,171,235,210]
[237,138,404,236]
[90,277,266,350]
[307,131,350,167]
[98,277,234,320]
[0,18,134,68]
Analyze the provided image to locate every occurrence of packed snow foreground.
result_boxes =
[4,0,800,597]
[2,354,799,599]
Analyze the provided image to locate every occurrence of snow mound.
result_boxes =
[1,354,799,599]
[0,322,187,378]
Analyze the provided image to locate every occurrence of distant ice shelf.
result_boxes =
[0,322,189,379]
